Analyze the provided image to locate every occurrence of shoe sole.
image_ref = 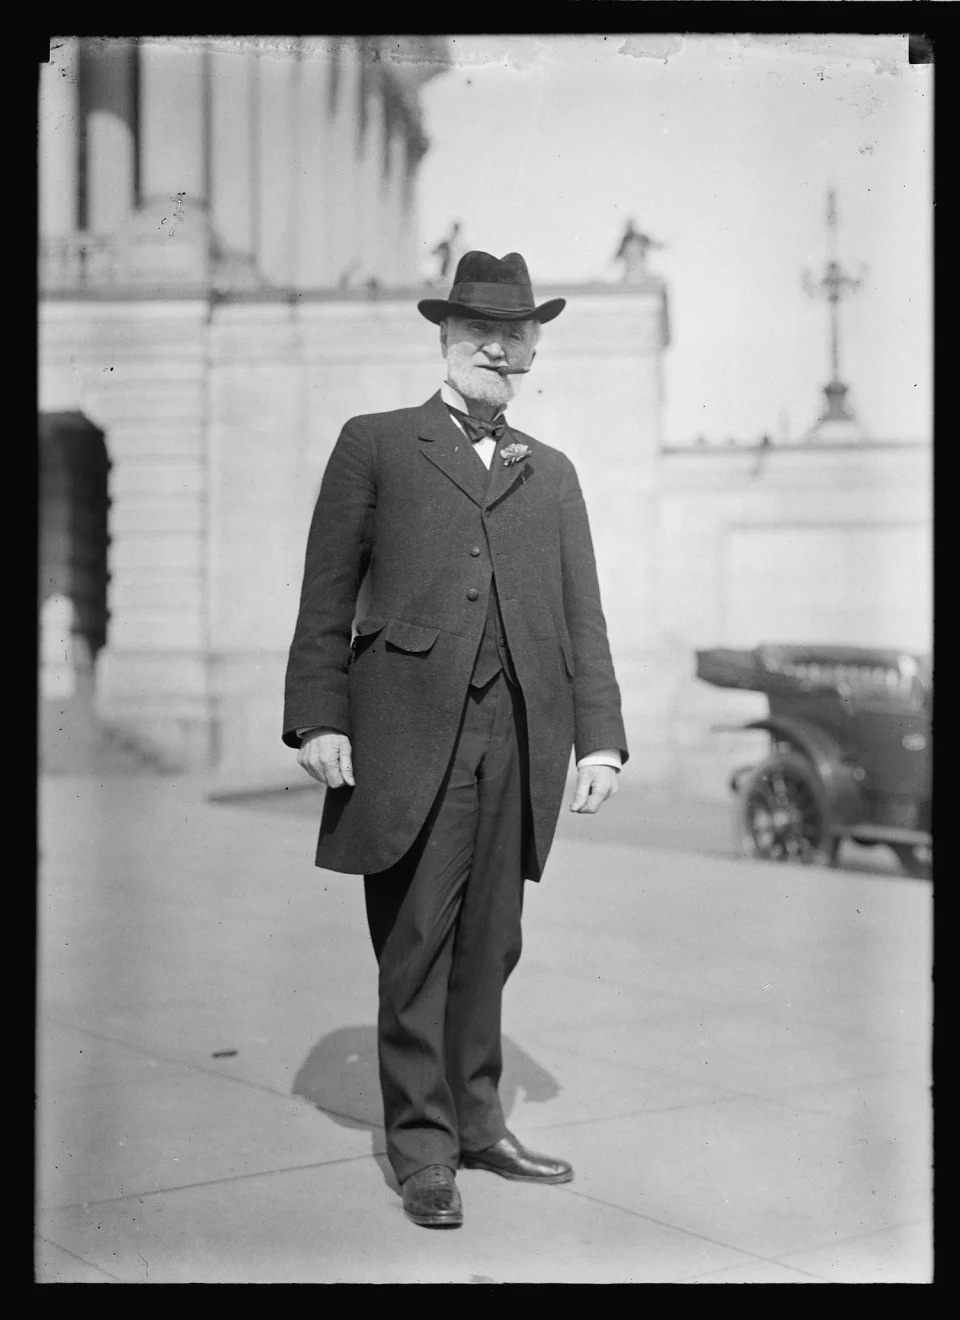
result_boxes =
[403,1208,463,1228]
[459,1159,573,1184]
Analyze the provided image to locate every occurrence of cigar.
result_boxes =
[497,367,530,375]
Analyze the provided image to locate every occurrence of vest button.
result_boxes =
[469,546,481,557]
[466,588,480,601]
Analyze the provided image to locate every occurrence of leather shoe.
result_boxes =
[402,1164,463,1227]
[460,1131,573,1183]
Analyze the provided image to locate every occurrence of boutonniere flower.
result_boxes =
[500,442,530,467]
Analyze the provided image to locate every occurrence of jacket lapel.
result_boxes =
[483,438,530,510]
[417,392,488,507]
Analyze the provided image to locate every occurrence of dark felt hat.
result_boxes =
[418,251,566,325]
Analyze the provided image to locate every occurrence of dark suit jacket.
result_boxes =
[283,391,628,880]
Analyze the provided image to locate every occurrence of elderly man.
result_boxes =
[283,251,627,1228]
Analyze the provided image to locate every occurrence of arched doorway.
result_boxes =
[38,412,110,770]
[39,412,110,655]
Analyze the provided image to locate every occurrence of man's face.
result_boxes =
[441,317,539,407]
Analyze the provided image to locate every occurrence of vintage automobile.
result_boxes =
[695,644,932,877]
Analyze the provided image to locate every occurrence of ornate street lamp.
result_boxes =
[802,188,868,438]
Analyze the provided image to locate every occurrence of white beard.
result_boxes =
[446,350,517,409]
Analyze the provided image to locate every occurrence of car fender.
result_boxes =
[740,717,864,828]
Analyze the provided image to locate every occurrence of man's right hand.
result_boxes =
[297,730,355,788]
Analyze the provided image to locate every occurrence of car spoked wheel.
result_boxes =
[736,752,839,867]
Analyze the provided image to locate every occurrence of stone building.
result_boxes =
[39,36,930,798]
[40,35,444,293]
[38,35,450,771]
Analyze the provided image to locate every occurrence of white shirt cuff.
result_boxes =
[577,749,622,771]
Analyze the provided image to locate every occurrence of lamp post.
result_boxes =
[802,188,866,432]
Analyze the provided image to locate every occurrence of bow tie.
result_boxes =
[446,405,508,444]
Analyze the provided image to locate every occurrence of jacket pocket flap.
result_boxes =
[353,617,386,639]
[385,620,441,653]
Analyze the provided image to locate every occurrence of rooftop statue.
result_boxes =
[614,217,664,282]
[429,220,466,286]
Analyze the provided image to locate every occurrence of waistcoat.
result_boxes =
[469,449,516,688]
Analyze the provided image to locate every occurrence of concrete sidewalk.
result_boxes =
[36,775,932,1283]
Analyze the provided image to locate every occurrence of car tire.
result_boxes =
[734,751,840,867]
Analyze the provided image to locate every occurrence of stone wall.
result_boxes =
[657,440,933,799]
[39,283,930,796]
[39,298,213,768]
[38,282,669,782]
[206,282,668,786]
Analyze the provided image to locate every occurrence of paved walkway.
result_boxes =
[36,775,932,1282]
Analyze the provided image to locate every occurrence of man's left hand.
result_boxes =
[569,765,619,814]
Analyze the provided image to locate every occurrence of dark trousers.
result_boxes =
[363,673,530,1185]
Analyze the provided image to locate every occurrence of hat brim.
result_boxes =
[417,297,566,326]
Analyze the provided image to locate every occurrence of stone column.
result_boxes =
[83,38,137,234]
[379,122,395,287]
[400,137,423,286]
[208,40,257,263]
[139,40,205,211]
[317,43,340,287]
[357,80,386,282]
[39,39,80,238]
[329,41,362,287]
[251,43,301,288]
[296,38,333,287]
[381,126,406,287]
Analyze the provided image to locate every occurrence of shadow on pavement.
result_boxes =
[292,1026,561,1191]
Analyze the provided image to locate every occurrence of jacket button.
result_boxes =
[469,546,481,557]
[466,588,479,601]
